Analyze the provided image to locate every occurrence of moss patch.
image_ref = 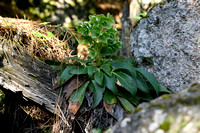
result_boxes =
[134,107,142,113]
[161,94,171,99]
[159,116,174,131]
[147,103,166,109]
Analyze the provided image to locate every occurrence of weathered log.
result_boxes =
[0,39,59,113]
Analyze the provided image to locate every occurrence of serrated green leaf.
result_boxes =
[104,90,117,104]
[99,13,115,29]
[113,72,137,96]
[83,21,91,28]
[106,28,117,38]
[104,73,118,94]
[94,70,104,86]
[99,32,109,43]
[60,66,74,85]
[135,68,160,95]
[100,64,111,76]
[100,17,114,29]
[69,81,89,104]
[118,97,135,112]
[69,65,87,75]
[87,66,98,78]
[91,26,101,38]
[114,41,123,51]
[81,24,90,36]
[135,72,150,93]
[107,38,115,45]
[109,27,117,32]
[101,46,112,57]
[89,15,98,25]
[75,21,82,31]
[91,80,105,108]
[63,57,88,65]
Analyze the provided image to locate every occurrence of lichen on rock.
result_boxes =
[106,82,200,133]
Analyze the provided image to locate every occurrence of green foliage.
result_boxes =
[59,13,169,112]
[118,97,135,112]
[32,31,54,38]
[70,81,89,105]
[47,31,54,37]
[104,74,118,94]
[129,13,147,20]
[92,128,102,133]
[75,13,122,65]
[94,69,104,86]
[60,66,74,85]
[104,90,117,104]
[114,71,137,96]
[32,31,46,38]
[91,80,105,108]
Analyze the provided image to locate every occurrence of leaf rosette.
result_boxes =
[58,13,170,115]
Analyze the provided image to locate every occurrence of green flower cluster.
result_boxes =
[75,13,122,65]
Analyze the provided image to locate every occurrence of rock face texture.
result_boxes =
[106,82,200,133]
[130,0,200,92]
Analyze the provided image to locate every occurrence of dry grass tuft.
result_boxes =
[52,101,72,133]
[0,16,75,62]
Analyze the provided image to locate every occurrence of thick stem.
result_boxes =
[94,42,102,66]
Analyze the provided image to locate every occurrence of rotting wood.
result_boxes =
[0,38,60,113]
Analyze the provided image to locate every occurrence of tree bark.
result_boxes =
[0,39,59,113]
[119,1,132,58]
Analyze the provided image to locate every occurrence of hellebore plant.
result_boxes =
[59,13,169,113]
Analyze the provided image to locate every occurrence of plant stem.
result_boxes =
[94,42,102,66]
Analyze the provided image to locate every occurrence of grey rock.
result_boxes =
[106,82,200,133]
[130,0,200,92]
